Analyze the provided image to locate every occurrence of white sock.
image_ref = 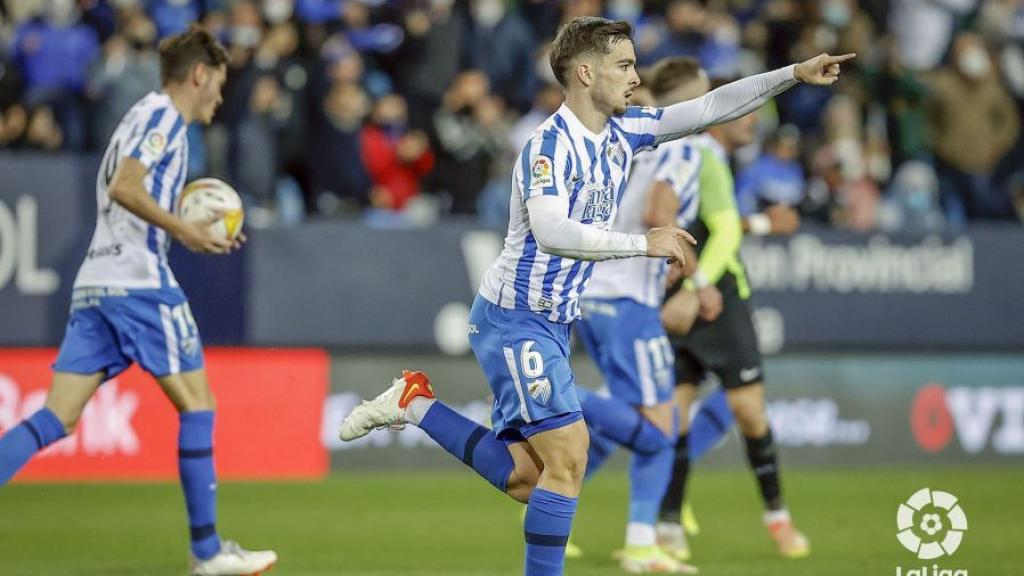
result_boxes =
[405,397,436,426]
[626,522,657,547]
[763,508,791,526]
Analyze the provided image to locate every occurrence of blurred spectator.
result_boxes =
[13,0,100,149]
[508,82,563,154]
[362,93,434,211]
[148,0,202,38]
[927,31,1020,224]
[24,104,63,150]
[431,71,509,215]
[0,104,29,148]
[642,0,740,77]
[88,10,161,143]
[877,160,946,235]
[889,0,977,72]
[465,0,536,112]
[312,82,373,213]
[232,74,288,209]
[735,124,806,216]
[804,96,881,231]
[393,0,464,130]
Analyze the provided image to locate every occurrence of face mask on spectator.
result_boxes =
[264,0,292,25]
[471,0,505,28]
[958,46,991,79]
[822,0,850,28]
[232,25,263,49]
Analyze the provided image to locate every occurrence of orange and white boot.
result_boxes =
[764,510,810,559]
[339,370,435,441]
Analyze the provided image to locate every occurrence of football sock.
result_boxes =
[744,429,783,511]
[688,387,734,460]
[659,433,690,523]
[627,414,675,540]
[0,408,66,484]
[178,411,221,560]
[417,401,514,492]
[577,388,672,454]
[524,488,577,576]
[584,425,618,479]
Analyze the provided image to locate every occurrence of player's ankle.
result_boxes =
[405,397,436,425]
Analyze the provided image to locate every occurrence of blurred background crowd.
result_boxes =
[1,0,1022,232]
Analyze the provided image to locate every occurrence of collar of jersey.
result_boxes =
[556,104,608,143]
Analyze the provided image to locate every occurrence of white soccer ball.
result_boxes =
[178,178,245,241]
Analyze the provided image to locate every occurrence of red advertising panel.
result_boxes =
[0,348,328,481]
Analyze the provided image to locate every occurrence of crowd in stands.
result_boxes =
[1,0,1022,232]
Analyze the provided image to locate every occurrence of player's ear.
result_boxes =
[192,62,208,87]
[576,61,594,88]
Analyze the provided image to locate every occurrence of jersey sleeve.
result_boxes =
[615,106,664,153]
[696,148,743,285]
[124,106,185,171]
[520,128,573,200]
[653,142,703,200]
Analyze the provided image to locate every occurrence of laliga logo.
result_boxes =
[897,488,967,559]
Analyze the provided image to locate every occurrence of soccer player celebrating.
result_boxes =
[341,16,850,576]
[574,56,715,574]
[0,27,276,576]
[657,110,811,561]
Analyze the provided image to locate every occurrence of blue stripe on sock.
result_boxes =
[178,448,213,459]
[525,532,570,547]
[190,523,217,541]
[22,420,44,450]
[462,427,488,467]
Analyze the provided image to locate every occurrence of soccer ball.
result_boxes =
[178,178,244,241]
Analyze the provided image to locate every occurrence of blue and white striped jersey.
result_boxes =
[478,103,663,323]
[75,92,189,290]
[584,134,704,308]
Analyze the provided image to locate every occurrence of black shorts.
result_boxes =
[669,274,763,389]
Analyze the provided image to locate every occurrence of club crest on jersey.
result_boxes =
[141,131,166,156]
[530,155,554,189]
[581,183,614,223]
[607,141,626,168]
[528,378,552,406]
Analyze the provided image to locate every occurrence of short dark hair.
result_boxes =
[549,17,634,87]
[158,25,229,86]
[647,57,703,99]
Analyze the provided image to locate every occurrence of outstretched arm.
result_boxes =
[526,195,695,264]
[655,53,855,144]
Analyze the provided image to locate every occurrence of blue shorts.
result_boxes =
[53,287,205,379]
[469,295,583,443]
[577,298,675,407]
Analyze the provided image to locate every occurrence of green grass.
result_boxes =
[1,468,1020,575]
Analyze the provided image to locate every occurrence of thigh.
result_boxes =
[157,368,216,413]
[45,371,106,428]
[52,291,132,380]
[110,289,206,378]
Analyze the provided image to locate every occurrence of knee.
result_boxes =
[730,400,767,436]
[176,391,217,413]
[544,447,588,487]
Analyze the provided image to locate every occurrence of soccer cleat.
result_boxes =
[656,522,691,562]
[339,370,434,441]
[682,502,701,537]
[618,545,698,574]
[765,514,810,559]
[189,540,277,576]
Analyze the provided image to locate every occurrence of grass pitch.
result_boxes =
[1,468,1019,576]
